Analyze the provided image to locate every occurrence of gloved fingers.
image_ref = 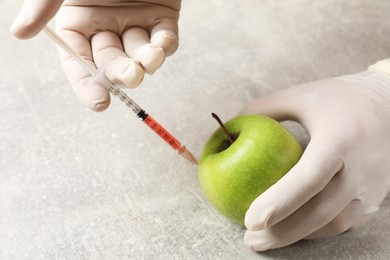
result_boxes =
[72,78,111,112]
[91,31,144,89]
[150,17,179,56]
[121,27,165,74]
[11,0,63,39]
[57,29,110,111]
[304,199,373,239]
[244,173,353,251]
[245,135,344,231]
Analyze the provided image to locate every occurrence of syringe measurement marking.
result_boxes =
[107,84,184,152]
[107,85,141,114]
[142,115,185,153]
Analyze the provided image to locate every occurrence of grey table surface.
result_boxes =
[1,0,390,259]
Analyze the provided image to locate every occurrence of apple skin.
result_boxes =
[198,114,303,225]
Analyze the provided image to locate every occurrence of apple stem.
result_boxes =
[211,113,234,144]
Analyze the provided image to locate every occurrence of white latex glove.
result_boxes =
[240,70,390,251]
[11,0,180,111]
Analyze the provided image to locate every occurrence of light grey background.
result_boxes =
[1,0,390,259]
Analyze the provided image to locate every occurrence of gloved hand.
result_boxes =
[240,70,390,251]
[11,0,180,111]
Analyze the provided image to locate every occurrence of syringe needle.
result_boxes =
[180,147,198,165]
[42,25,198,165]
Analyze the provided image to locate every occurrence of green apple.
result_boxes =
[198,114,303,225]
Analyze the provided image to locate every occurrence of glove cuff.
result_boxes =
[336,70,390,115]
[368,58,390,78]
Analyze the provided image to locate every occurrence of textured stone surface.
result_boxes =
[1,0,390,259]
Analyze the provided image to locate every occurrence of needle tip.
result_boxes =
[180,147,198,165]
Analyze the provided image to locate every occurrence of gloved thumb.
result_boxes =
[11,0,63,39]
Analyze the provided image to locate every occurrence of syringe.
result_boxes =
[42,26,198,165]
